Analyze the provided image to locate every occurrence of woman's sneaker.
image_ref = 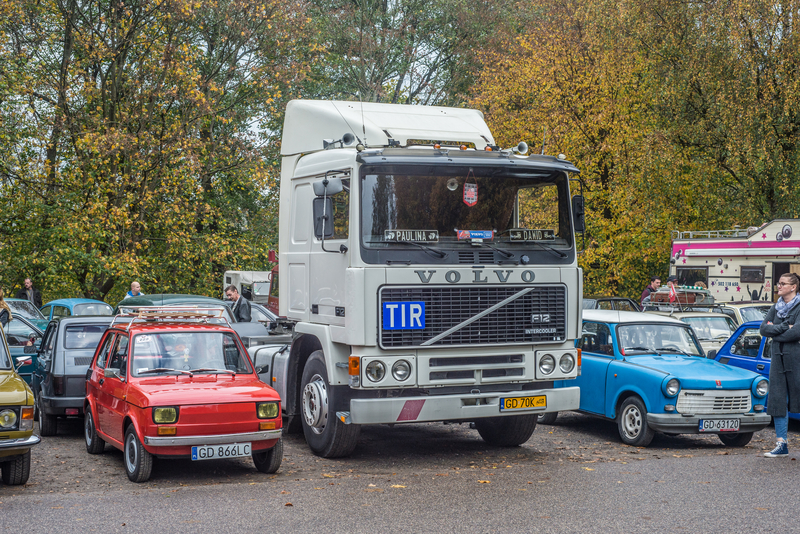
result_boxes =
[764,441,789,457]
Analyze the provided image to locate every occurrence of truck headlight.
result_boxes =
[755,379,769,397]
[0,409,17,429]
[366,361,386,382]
[257,402,279,419]
[392,360,411,381]
[539,354,555,375]
[152,407,179,424]
[559,354,575,373]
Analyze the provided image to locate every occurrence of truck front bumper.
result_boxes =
[347,386,579,425]
[646,412,771,434]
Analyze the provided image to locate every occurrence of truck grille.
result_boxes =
[379,284,567,349]
[675,390,751,414]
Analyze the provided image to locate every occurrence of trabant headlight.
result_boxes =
[152,407,179,424]
[754,379,769,397]
[366,361,386,382]
[664,378,680,397]
[0,409,17,429]
[257,402,279,419]
[539,354,555,375]
[392,360,411,381]
[559,354,575,374]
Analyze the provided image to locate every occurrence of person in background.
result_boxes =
[640,276,661,304]
[224,285,251,322]
[760,272,800,457]
[0,288,12,327]
[125,281,145,299]
[15,277,42,308]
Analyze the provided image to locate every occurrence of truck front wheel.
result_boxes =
[474,414,537,446]
[300,351,360,458]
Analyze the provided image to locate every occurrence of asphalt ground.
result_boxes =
[3,412,800,533]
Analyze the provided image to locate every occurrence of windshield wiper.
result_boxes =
[530,242,567,258]
[188,368,236,375]
[139,368,193,376]
[382,240,447,258]
[470,241,515,259]
[656,347,693,357]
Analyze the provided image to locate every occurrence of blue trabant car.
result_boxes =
[40,298,114,321]
[711,320,799,421]
[542,310,771,447]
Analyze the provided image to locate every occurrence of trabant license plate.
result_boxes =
[191,442,251,461]
[499,395,546,412]
[698,419,740,432]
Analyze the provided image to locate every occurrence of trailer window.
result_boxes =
[740,266,765,283]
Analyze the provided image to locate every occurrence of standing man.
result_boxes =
[225,285,251,322]
[125,281,145,299]
[15,278,42,308]
[640,276,661,305]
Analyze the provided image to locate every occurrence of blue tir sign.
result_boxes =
[382,302,425,330]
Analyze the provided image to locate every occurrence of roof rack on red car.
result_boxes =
[110,306,231,331]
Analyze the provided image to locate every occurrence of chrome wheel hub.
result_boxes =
[302,374,329,434]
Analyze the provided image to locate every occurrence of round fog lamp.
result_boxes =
[392,360,411,381]
[559,354,575,373]
[539,354,555,375]
[665,378,680,397]
[365,361,386,382]
[0,409,17,428]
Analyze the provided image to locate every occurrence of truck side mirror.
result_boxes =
[313,197,335,239]
[571,195,585,233]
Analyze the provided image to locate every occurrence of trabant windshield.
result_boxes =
[8,300,45,320]
[740,306,770,323]
[617,323,703,356]
[131,331,252,376]
[360,164,574,264]
[73,303,114,316]
[681,316,736,341]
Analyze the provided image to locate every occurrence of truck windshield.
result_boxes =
[360,164,574,264]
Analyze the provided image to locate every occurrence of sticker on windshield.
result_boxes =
[384,230,439,243]
[457,230,494,240]
[510,229,555,241]
[463,182,478,206]
[136,335,151,343]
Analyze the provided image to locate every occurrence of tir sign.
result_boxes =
[383,302,425,330]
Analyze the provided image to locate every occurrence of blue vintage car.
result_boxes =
[39,298,113,321]
[6,298,49,331]
[542,310,771,447]
[711,320,799,421]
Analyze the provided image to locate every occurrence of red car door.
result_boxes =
[97,334,129,444]
[88,332,114,435]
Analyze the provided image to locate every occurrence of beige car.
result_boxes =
[645,310,737,356]
[718,302,772,326]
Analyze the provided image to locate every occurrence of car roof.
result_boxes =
[116,294,225,308]
[115,321,236,334]
[720,302,772,308]
[646,310,729,318]
[52,316,115,326]
[44,298,110,306]
[583,309,685,325]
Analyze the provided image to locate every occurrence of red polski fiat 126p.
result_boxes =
[83,308,283,482]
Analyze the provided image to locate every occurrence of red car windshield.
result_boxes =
[131,331,252,376]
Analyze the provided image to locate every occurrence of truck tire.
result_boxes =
[38,392,58,437]
[1,450,31,485]
[474,414,537,446]
[300,351,360,458]
[253,438,283,473]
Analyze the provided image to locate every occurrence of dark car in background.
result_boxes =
[6,298,49,331]
[32,316,113,435]
[2,315,44,384]
[582,297,642,312]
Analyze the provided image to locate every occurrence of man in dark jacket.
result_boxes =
[224,285,252,322]
[15,278,42,308]
[640,276,661,304]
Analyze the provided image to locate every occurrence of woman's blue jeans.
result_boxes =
[775,414,789,441]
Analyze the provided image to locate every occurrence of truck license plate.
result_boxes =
[698,419,740,432]
[499,395,546,412]
[191,442,251,461]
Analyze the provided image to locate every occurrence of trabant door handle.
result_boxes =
[99,378,105,386]
[757,364,765,370]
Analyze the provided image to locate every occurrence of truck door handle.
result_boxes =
[99,378,105,386]
[757,364,765,370]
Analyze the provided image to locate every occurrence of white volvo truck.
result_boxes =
[250,100,585,457]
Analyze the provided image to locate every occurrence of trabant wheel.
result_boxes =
[538,412,558,425]
[300,351,360,458]
[474,414,537,446]
[718,432,753,447]
[38,392,58,437]
[84,409,105,454]
[617,396,655,447]
[253,438,283,474]
[1,450,31,486]
[124,425,153,483]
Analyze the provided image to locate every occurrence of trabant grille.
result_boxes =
[379,285,567,349]
[675,390,751,414]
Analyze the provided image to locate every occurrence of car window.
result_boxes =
[41,323,57,353]
[3,319,42,347]
[581,299,597,310]
[682,316,736,341]
[579,322,614,356]
[131,331,253,376]
[95,334,115,369]
[40,305,52,319]
[0,332,10,368]
[598,300,613,310]
[615,300,638,312]
[763,337,772,360]
[53,306,70,319]
[9,300,44,319]
[251,306,271,323]
[721,308,736,321]
[107,335,129,377]
[617,323,703,356]
[64,325,108,350]
[729,328,761,357]
[73,303,114,316]
[740,306,770,323]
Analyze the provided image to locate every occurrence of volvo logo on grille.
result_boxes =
[531,313,551,323]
